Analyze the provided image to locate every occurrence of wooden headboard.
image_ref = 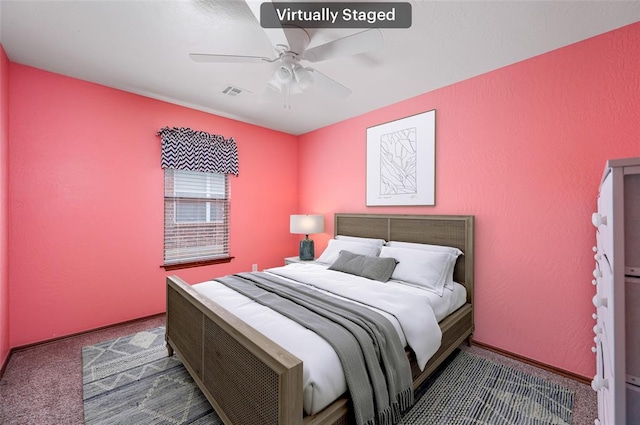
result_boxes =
[334,213,475,304]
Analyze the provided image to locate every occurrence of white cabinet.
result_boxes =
[592,157,640,425]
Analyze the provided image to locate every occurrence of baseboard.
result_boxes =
[471,339,591,385]
[0,348,12,380]
[0,312,164,380]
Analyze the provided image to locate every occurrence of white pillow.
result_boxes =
[385,241,462,289]
[379,246,453,296]
[316,239,381,265]
[335,235,386,247]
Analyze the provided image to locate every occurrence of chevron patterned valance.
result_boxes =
[158,127,239,176]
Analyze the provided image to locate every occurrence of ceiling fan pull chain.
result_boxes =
[283,82,291,109]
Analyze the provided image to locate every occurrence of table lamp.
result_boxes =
[290,214,324,260]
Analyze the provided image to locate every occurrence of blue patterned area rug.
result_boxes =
[82,327,219,425]
[82,327,574,425]
[400,350,574,424]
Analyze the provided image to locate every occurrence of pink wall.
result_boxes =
[5,22,640,379]
[0,45,9,368]
[8,64,299,347]
[298,22,640,378]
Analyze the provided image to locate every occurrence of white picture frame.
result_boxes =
[366,109,436,206]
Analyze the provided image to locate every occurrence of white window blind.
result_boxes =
[164,169,230,265]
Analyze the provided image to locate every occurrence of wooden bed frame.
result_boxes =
[166,213,475,425]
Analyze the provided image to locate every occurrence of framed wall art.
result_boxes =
[366,109,435,206]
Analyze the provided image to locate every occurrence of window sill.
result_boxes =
[162,256,234,271]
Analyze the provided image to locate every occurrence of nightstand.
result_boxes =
[285,256,315,265]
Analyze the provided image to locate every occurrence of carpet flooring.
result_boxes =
[0,315,597,424]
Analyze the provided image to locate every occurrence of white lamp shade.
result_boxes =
[294,66,314,91]
[275,64,293,84]
[290,214,324,235]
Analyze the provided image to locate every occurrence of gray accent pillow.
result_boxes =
[328,250,398,282]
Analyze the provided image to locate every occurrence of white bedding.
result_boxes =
[192,263,467,415]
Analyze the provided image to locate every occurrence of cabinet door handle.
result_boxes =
[593,295,608,308]
[591,376,609,391]
[592,213,608,227]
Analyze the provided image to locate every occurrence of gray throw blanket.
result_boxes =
[215,272,413,425]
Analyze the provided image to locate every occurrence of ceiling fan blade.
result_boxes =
[258,85,281,103]
[303,29,383,63]
[245,1,290,50]
[309,69,351,98]
[189,53,272,64]
[246,1,310,55]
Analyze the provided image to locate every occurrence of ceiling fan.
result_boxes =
[189,25,383,108]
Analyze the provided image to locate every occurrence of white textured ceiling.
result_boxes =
[2,0,640,135]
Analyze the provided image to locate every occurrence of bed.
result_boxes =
[165,213,475,425]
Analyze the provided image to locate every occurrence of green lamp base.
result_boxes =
[299,237,315,261]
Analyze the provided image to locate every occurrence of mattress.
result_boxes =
[192,263,467,415]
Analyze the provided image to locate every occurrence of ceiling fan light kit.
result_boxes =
[275,63,294,84]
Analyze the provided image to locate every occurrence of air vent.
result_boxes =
[222,85,247,97]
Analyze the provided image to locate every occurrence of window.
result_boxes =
[157,126,238,268]
[163,169,230,267]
